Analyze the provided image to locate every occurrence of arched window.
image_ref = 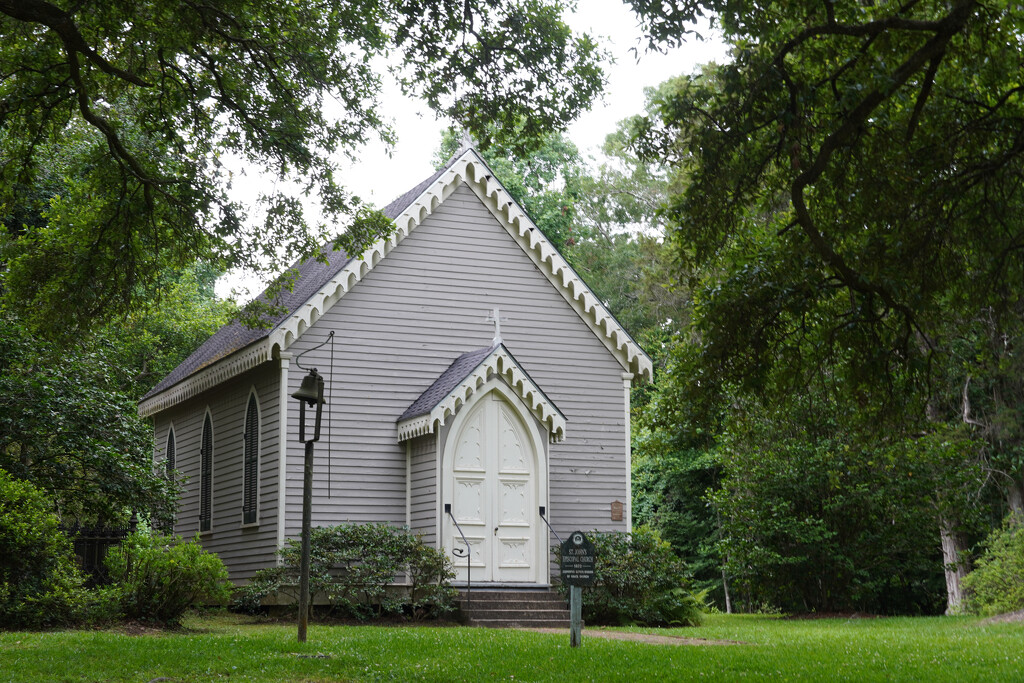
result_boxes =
[200,412,213,533]
[242,393,260,525]
[165,427,176,480]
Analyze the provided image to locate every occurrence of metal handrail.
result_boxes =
[444,503,472,603]
[539,506,563,544]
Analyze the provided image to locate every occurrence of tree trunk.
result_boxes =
[939,517,969,614]
[722,566,732,614]
[1007,481,1024,517]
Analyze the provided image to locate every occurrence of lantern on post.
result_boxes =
[293,368,325,442]
[290,331,333,644]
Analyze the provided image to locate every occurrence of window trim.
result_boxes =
[199,409,214,534]
[241,389,261,527]
[165,424,176,481]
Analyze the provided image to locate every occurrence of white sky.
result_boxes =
[218,0,729,299]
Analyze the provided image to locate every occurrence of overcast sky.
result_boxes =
[338,0,729,204]
[219,1,729,299]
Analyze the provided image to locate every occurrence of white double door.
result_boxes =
[444,390,542,584]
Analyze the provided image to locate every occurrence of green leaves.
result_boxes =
[0,471,93,629]
[0,310,193,526]
[237,524,456,620]
[962,514,1024,617]
[104,531,232,625]
[624,3,1024,614]
[0,0,605,332]
[555,526,703,626]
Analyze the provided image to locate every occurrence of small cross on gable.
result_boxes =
[483,307,507,344]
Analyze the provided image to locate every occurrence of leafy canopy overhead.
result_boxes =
[628,0,1024,417]
[624,1,1024,612]
[0,0,605,332]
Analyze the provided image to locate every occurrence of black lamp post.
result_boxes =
[292,366,325,643]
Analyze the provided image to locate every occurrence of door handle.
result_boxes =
[494,527,498,536]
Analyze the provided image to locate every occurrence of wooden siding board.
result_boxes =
[150,363,282,582]
[154,180,630,577]
[282,182,628,545]
[409,435,437,545]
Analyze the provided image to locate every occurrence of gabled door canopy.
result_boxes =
[396,343,566,444]
[139,147,652,419]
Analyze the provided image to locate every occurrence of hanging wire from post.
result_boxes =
[293,331,335,372]
[327,332,335,498]
[293,330,335,494]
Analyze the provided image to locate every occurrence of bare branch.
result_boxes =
[961,376,986,428]
[906,56,940,142]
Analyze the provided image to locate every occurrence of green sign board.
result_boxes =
[560,531,596,587]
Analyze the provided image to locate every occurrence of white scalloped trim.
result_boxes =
[266,149,652,380]
[396,346,566,444]
[141,149,652,417]
[138,344,270,417]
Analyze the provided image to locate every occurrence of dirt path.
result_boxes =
[980,609,1024,625]
[520,627,743,646]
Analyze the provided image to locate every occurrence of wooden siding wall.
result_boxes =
[284,182,629,545]
[152,363,281,582]
[409,435,437,545]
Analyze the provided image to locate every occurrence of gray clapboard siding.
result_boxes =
[151,363,282,581]
[281,182,628,543]
[409,434,437,545]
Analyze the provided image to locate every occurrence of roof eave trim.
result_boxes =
[268,148,652,379]
[396,346,567,444]
[142,147,653,416]
[460,155,653,382]
[138,340,271,418]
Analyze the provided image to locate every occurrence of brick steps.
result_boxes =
[458,589,570,628]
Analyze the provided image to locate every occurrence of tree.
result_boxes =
[95,263,237,397]
[0,470,94,628]
[625,0,1024,612]
[436,126,591,255]
[572,125,690,379]
[0,0,605,333]
[0,314,175,524]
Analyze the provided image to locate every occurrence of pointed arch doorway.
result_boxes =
[441,381,549,584]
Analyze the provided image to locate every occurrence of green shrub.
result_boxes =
[235,524,455,620]
[406,539,458,620]
[963,514,1024,617]
[105,531,232,625]
[556,526,704,626]
[0,469,95,629]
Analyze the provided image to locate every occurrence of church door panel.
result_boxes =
[447,391,538,583]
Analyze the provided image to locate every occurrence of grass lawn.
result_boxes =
[1,612,1022,682]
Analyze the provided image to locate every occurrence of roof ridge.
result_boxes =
[140,148,653,418]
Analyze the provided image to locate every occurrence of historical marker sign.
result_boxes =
[560,531,596,587]
[610,500,623,522]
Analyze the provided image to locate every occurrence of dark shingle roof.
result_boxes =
[142,152,464,402]
[397,344,500,422]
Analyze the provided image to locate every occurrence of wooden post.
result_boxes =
[561,530,594,650]
[297,439,314,643]
[570,585,582,648]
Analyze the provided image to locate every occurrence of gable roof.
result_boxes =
[139,148,653,418]
[396,343,567,443]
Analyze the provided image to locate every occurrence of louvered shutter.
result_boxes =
[242,395,259,525]
[165,429,176,479]
[200,414,213,532]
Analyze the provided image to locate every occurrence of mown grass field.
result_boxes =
[1,612,1022,682]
